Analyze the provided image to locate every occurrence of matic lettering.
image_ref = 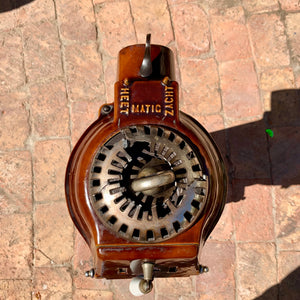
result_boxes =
[131,104,162,114]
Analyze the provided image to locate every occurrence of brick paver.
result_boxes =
[171,2,210,57]
[237,243,277,300]
[219,59,262,120]
[248,13,290,70]
[0,214,32,280]
[33,140,70,202]
[0,90,30,149]
[64,42,105,101]
[0,0,299,299]
[34,201,73,267]
[33,266,72,299]
[0,280,32,300]
[195,241,236,300]
[131,0,174,45]
[0,151,32,214]
[30,80,69,137]
[22,20,63,82]
[0,31,25,93]
[181,58,221,114]
[55,0,96,42]
[210,6,252,63]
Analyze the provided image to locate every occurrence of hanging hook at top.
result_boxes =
[139,34,153,78]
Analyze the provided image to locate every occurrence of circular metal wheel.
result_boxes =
[88,125,209,243]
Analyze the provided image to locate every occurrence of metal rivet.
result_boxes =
[162,76,170,86]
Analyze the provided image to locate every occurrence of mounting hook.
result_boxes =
[139,34,152,78]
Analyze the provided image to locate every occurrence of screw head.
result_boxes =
[101,105,112,114]
[85,269,95,278]
[199,265,209,274]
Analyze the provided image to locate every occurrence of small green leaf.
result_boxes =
[266,129,274,138]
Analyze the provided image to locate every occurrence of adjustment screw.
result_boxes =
[85,269,95,278]
[199,265,209,274]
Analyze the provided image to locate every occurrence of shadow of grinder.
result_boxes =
[65,35,227,296]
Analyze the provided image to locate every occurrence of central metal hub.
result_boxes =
[89,125,209,243]
[131,167,175,195]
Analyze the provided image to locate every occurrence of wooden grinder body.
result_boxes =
[65,41,227,280]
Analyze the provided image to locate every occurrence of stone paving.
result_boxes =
[0,0,299,299]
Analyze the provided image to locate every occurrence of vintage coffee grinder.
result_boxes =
[65,35,227,296]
